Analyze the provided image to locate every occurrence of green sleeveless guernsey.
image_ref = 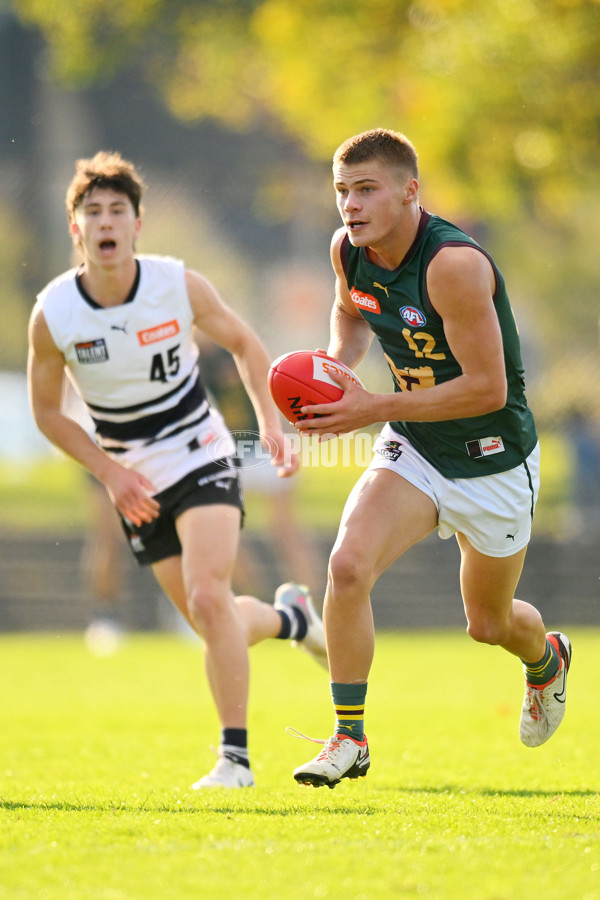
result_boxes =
[341,210,537,478]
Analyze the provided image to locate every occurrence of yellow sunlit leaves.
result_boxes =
[9,0,600,219]
[14,0,161,83]
[161,9,260,129]
[514,130,559,170]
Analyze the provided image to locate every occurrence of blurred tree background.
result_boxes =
[2,0,600,537]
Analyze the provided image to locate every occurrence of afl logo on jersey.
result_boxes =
[399,306,426,327]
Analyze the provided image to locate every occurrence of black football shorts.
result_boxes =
[119,459,244,566]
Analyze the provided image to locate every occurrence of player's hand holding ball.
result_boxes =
[268,349,368,438]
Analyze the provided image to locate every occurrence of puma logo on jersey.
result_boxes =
[111,322,128,334]
[373,282,389,297]
[465,436,505,459]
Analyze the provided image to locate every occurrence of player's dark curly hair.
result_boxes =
[66,151,146,221]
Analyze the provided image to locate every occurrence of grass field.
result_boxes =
[1,630,598,899]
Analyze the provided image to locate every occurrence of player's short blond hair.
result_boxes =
[333,129,419,179]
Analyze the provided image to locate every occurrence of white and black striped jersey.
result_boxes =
[37,254,235,493]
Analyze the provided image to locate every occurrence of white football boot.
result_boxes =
[84,615,124,657]
[519,632,572,747]
[192,756,255,789]
[293,733,370,789]
[274,583,328,670]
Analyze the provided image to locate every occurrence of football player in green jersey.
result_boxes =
[292,129,571,789]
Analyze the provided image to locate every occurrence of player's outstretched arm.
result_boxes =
[27,305,159,526]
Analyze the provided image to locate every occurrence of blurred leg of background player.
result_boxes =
[82,475,128,656]
[233,454,324,602]
[62,378,129,655]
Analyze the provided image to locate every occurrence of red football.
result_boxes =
[268,350,364,424]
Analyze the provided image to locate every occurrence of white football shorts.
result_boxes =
[369,424,540,558]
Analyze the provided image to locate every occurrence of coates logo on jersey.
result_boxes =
[350,288,381,314]
[400,306,426,327]
[137,319,180,346]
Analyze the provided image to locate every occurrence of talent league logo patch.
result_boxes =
[399,306,426,327]
[137,319,180,345]
[75,339,109,363]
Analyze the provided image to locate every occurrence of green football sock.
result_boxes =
[522,638,560,685]
[331,681,368,741]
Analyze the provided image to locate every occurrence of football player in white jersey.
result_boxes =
[28,151,327,789]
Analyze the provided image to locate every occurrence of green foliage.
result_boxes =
[11,0,600,219]
[10,0,600,417]
[0,631,599,898]
[11,0,164,85]
[7,0,600,429]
